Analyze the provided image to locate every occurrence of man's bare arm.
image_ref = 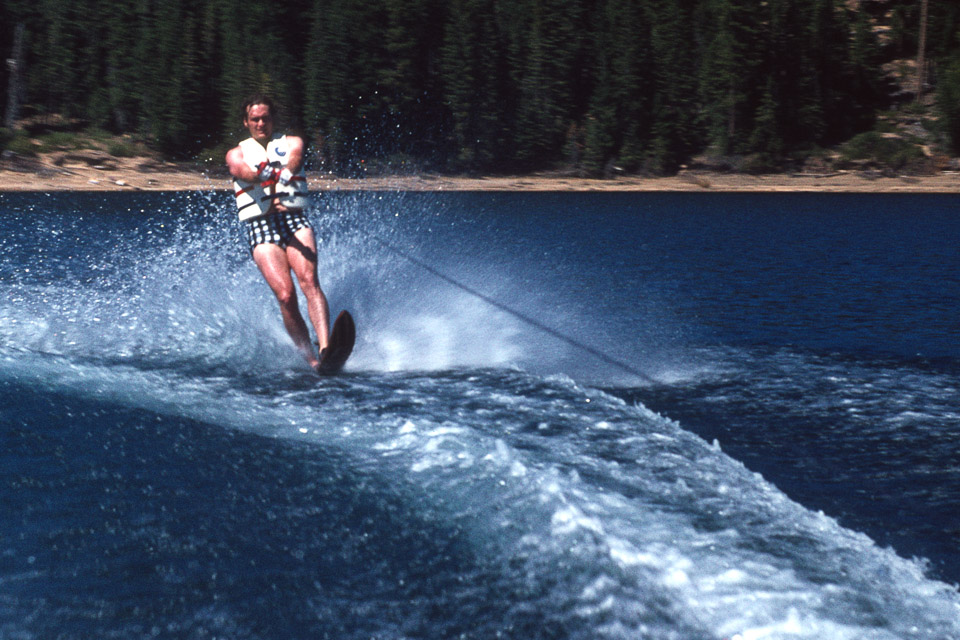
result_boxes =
[284,136,305,173]
[226,146,258,182]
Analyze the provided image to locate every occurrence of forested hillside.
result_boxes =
[1,0,959,176]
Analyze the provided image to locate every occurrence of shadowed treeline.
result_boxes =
[1,0,959,175]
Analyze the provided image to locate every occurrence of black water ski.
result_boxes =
[315,310,355,375]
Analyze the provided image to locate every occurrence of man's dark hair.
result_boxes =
[240,94,277,126]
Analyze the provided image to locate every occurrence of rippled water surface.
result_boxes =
[1,191,958,639]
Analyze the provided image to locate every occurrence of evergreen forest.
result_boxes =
[2,0,959,176]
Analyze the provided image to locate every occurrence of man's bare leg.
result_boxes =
[287,227,331,353]
[253,242,319,368]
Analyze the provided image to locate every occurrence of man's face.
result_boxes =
[244,103,273,143]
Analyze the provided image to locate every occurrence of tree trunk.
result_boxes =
[4,23,26,130]
[916,0,929,100]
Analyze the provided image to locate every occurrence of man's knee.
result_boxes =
[274,285,298,308]
[295,270,320,292]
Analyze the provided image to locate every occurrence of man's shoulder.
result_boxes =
[275,133,304,145]
[231,137,257,154]
[225,143,245,164]
[269,134,304,156]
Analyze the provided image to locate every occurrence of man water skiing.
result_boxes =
[226,95,331,371]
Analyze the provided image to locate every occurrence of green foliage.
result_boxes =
[698,0,762,155]
[937,56,960,155]
[2,0,958,173]
[195,140,237,168]
[106,138,143,158]
[646,0,700,173]
[840,131,924,168]
[34,130,86,151]
[584,0,652,173]
[512,0,587,167]
[1,130,36,156]
[441,0,504,170]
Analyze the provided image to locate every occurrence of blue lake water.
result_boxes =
[1,190,959,639]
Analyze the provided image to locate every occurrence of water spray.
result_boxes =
[366,235,657,384]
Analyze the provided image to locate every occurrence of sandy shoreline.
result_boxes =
[2,153,959,193]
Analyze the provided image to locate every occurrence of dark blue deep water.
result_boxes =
[1,190,959,639]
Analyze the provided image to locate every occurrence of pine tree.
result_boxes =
[102,0,144,132]
[936,53,960,154]
[582,0,652,174]
[788,0,827,148]
[303,0,390,171]
[216,0,247,139]
[647,0,699,173]
[142,0,188,154]
[375,0,446,163]
[7,0,954,169]
[928,0,960,60]
[582,8,618,177]
[513,0,586,167]
[698,0,761,155]
[807,0,851,144]
[751,0,824,157]
[847,3,884,132]
[380,0,429,115]
[748,78,783,163]
[610,0,652,171]
[131,0,220,156]
[32,0,80,120]
[440,0,503,169]
[220,0,312,143]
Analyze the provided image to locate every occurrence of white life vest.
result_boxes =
[233,134,309,220]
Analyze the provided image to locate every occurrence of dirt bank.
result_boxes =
[2,152,958,193]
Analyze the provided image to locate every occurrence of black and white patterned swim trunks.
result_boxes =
[244,209,311,252]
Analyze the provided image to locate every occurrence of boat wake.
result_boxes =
[2,191,959,639]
